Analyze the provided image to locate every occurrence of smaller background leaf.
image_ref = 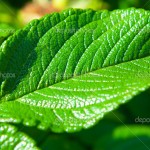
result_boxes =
[0,23,15,45]
[94,125,150,150]
[0,123,39,150]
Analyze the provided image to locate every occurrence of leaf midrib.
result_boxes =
[36,11,144,88]
[2,54,150,103]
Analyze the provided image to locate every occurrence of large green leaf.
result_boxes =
[0,123,38,149]
[0,8,150,132]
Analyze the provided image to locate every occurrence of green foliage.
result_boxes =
[0,7,150,149]
[0,24,15,45]
[94,125,150,150]
[0,123,39,149]
[0,2,18,26]
[0,8,150,133]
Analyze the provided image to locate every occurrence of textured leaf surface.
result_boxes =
[0,123,38,150]
[0,8,150,132]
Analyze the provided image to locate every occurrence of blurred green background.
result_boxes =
[0,0,150,149]
[0,0,150,27]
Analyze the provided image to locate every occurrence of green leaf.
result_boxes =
[0,123,39,149]
[0,24,15,45]
[0,8,150,132]
[94,125,150,150]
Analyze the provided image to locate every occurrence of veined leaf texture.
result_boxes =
[0,8,150,132]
